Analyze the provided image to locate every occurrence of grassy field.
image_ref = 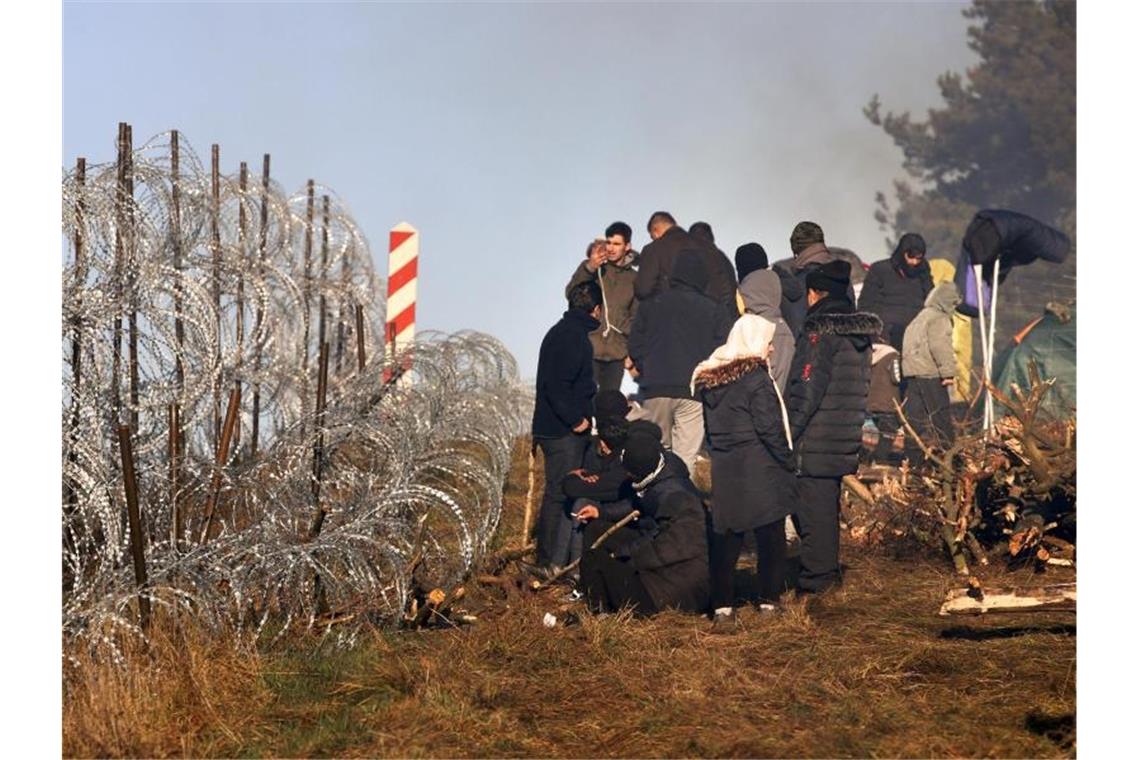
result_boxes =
[63,438,1076,758]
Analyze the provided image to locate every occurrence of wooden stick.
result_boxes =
[535,510,641,589]
[117,425,151,630]
[199,385,242,544]
[939,583,1075,616]
[521,443,538,546]
[841,474,875,506]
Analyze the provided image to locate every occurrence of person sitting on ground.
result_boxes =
[901,282,961,455]
[693,315,796,631]
[579,433,710,617]
[866,331,904,465]
[858,232,934,350]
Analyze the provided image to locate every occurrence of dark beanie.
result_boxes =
[594,390,630,425]
[893,232,927,258]
[689,221,714,243]
[806,260,852,297]
[790,221,825,255]
[597,419,630,451]
[627,419,663,441]
[735,243,769,281]
[622,433,663,481]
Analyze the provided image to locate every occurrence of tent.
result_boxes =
[992,305,1076,421]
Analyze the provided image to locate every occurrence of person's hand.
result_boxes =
[623,356,634,370]
[576,505,599,522]
[941,378,956,387]
[568,468,587,478]
[586,245,607,273]
[573,418,591,434]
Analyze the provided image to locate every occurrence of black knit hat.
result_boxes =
[790,221,825,255]
[626,419,663,441]
[594,390,630,425]
[735,242,769,281]
[597,419,630,451]
[805,260,851,298]
[622,433,663,481]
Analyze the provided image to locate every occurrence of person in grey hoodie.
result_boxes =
[901,282,962,452]
[735,243,795,392]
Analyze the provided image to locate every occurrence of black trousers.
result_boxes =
[710,521,786,609]
[793,476,842,593]
[535,434,590,568]
[594,359,625,393]
[580,519,656,615]
[904,376,952,452]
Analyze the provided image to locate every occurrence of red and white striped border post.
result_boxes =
[384,222,418,383]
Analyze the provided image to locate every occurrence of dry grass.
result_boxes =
[62,437,1076,758]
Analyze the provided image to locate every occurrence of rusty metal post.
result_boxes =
[303,179,314,372]
[251,153,270,459]
[211,144,222,450]
[117,424,151,631]
[111,123,126,423]
[355,304,366,373]
[317,194,330,352]
[308,342,330,540]
[66,156,87,511]
[233,161,248,457]
[125,124,140,435]
[170,132,185,548]
[199,384,241,544]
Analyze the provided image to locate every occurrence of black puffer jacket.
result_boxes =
[561,443,636,521]
[785,298,881,477]
[858,248,934,350]
[695,357,795,532]
[611,456,710,613]
[531,309,599,438]
[628,252,735,400]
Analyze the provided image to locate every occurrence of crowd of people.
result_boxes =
[531,212,960,630]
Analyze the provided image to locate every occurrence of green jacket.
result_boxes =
[565,251,639,362]
[902,283,961,379]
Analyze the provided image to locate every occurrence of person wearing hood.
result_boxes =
[692,315,797,631]
[772,221,852,337]
[532,281,603,570]
[735,243,796,392]
[565,222,640,392]
[784,260,881,594]
[578,433,710,616]
[626,250,734,473]
[858,232,935,350]
[901,282,962,453]
[866,332,904,465]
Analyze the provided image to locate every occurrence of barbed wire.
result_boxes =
[62,130,531,663]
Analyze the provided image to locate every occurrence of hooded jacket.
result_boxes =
[738,269,796,391]
[867,342,902,415]
[858,245,935,349]
[627,252,735,400]
[772,243,856,337]
[531,308,599,438]
[566,250,640,362]
[785,298,881,478]
[694,357,795,532]
[902,283,961,380]
[609,454,710,613]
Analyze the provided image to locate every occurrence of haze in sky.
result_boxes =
[63,1,979,378]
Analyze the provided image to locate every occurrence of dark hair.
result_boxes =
[585,239,605,258]
[568,280,603,312]
[605,221,632,245]
[689,221,714,243]
[790,221,825,255]
[646,211,677,234]
[597,419,630,451]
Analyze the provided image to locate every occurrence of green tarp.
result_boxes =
[992,308,1076,420]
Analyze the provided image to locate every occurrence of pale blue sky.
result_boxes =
[63,1,977,377]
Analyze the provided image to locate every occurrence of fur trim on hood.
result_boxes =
[803,310,882,337]
[692,356,767,391]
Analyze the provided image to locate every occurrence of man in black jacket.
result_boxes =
[532,281,603,569]
[635,212,737,317]
[627,251,734,473]
[784,260,881,593]
[857,232,934,350]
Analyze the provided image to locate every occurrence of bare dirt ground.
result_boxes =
[63,437,1076,758]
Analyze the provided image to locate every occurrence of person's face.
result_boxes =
[605,235,630,262]
[903,251,925,268]
[807,288,826,307]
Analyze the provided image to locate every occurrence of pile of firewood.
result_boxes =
[844,362,1075,576]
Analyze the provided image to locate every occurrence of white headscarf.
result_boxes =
[691,314,792,448]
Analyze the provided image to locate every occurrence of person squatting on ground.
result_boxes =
[784,260,880,594]
[627,250,734,474]
[579,432,710,617]
[858,232,934,350]
[735,242,796,392]
[901,282,962,453]
[866,332,904,465]
[565,223,640,392]
[692,314,796,631]
[531,280,602,569]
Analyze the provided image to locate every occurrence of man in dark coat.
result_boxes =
[579,433,710,616]
[771,221,846,337]
[565,222,640,392]
[531,281,603,569]
[784,260,881,593]
[627,251,734,473]
[857,232,934,350]
[635,212,737,317]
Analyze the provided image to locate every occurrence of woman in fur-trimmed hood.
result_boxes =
[692,315,796,622]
